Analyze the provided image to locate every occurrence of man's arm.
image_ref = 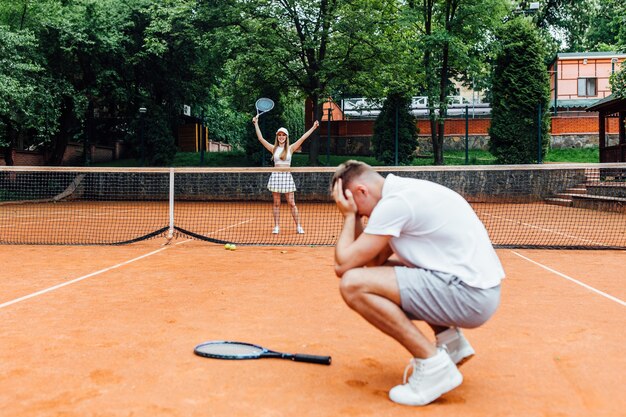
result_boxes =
[353,213,397,266]
[334,229,391,277]
[332,179,392,277]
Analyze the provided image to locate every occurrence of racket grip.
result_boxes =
[293,353,332,365]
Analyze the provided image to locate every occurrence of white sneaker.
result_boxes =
[296,225,305,234]
[389,349,462,406]
[272,226,280,234]
[436,327,475,366]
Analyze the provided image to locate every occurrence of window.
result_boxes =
[577,78,596,97]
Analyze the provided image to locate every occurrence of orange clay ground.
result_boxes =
[1,240,625,417]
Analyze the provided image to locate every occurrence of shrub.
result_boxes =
[372,93,418,165]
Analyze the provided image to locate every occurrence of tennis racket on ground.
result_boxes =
[194,340,331,365]
[255,98,275,117]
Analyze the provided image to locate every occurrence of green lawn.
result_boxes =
[543,147,599,163]
[96,147,600,168]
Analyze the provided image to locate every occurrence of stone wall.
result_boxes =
[33,167,585,204]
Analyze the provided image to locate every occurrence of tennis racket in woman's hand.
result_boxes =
[194,340,331,365]
[255,98,275,117]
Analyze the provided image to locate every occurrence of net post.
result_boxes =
[537,102,543,164]
[166,168,175,243]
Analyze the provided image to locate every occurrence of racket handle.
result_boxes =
[293,353,332,365]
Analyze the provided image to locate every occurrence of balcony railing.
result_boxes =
[341,96,491,118]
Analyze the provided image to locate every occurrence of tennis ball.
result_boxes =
[229,244,237,251]
[224,243,232,250]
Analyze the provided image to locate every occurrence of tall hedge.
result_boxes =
[126,107,177,166]
[372,93,418,165]
[489,18,551,164]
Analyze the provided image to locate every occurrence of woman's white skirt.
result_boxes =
[267,171,297,193]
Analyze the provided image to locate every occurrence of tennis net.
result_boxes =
[1,164,624,249]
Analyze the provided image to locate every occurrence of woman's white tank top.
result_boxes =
[273,146,292,167]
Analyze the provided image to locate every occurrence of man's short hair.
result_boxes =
[330,160,375,194]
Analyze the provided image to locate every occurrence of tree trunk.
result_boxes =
[421,0,440,165]
[434,120,444,165]
[307,94,321,166]
[2,146,14,166]
[2,119,17,166]
[429,118,439,163]
[45,96,74,166]
[434,25,451,166]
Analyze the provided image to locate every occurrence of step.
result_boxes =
[564,187,587,195]
[545,198,572,207]
[571,194,626,213]
[555,192,586,200]
[573,194,626,203]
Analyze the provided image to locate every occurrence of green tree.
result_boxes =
[202,85,249,151]
[529,0,593,52]
[238,0,396,165]
[405,0,508,165]
[583,0,624,51]
[0,23,70,165]
[608,1,626,98]
[0,0,237,166]
[40,0,135,164]
[610,68,626,99]
[372,93,418,165]
[489,18,550,164]
[127,106,177,166]
[516,0,625,54]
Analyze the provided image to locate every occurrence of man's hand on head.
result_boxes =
[332,179,357,218]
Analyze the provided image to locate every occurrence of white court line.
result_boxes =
[0,218,256,309]
[203,218,255,234]
[0,243,181,310]
[511,251,626,307]
[481,212,606,247]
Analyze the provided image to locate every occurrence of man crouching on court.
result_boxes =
[331,160,504,406]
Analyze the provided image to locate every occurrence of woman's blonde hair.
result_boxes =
[272,129,290,161]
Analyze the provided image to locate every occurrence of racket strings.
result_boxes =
[198,343,264,356]
[256,98,274,112]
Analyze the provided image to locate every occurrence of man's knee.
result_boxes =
[339,269,366,305]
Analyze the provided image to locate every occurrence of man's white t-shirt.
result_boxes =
[364,174,505,289]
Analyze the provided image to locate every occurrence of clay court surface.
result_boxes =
[1,240,624,417]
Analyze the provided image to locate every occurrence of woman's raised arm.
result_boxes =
[252,116,274,153]
[290,120,320,153]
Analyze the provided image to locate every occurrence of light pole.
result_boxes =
[200,109,205,165]
[394,103,398,166]
[139,107,147,166]
[326,107,332,165]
